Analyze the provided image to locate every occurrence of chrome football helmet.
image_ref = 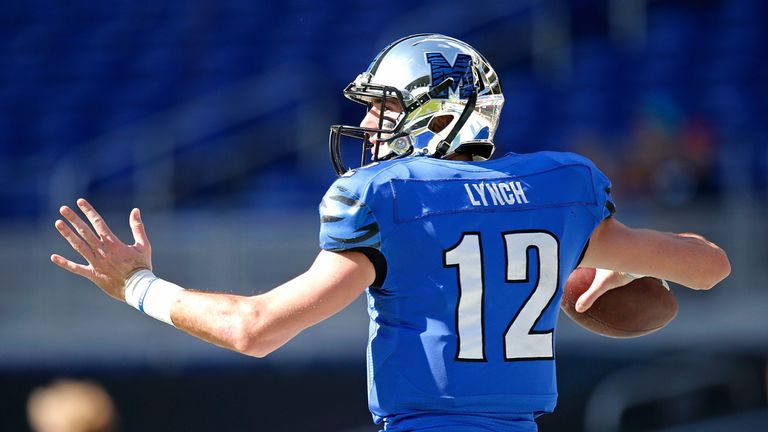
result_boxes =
[329,33,505,175]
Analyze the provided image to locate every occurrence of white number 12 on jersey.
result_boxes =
[444,231,559,361]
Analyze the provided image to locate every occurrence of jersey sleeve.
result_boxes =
[319,176,387,287]
[319,176,382,252]
[591,163,616,220]
[552,151,616,221]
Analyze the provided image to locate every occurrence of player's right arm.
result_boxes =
[169,249,373,357]
[576,217,731,311]
[51,199,375,358]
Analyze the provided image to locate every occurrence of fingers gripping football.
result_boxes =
[574,268,633,313]
[561,267,678,338]
[51,199,152,301]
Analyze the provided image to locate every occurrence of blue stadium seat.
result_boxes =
[0,0,763,218]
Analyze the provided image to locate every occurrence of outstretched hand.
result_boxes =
[574,268,634,313]
[51,198,152,302]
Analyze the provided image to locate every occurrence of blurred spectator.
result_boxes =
[27,379,117,432]
[603,93,719,205]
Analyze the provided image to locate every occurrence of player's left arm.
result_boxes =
[579,217,730,289]
[569,158,730,312]
[575,217,731,312]
[52,199,373,358]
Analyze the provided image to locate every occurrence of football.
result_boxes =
[560,267,678,338]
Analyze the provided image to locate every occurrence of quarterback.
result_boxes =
[52,34,730,431]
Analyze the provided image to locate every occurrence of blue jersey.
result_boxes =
[319,152,615,431]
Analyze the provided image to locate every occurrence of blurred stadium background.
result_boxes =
[1,0,766,430]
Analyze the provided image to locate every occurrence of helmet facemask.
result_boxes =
[329,74,413,175]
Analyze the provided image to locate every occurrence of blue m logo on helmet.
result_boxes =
[425,52,474,99]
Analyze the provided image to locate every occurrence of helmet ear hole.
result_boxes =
[428,115,454,133]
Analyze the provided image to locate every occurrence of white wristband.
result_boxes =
[124,270,184,326]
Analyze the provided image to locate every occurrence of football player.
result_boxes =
[52,34,730,431]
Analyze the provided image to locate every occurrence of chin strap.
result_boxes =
[432,86,478,159]
[404,78,455,115]
[377,146,414,162]
[373,78,454,162]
